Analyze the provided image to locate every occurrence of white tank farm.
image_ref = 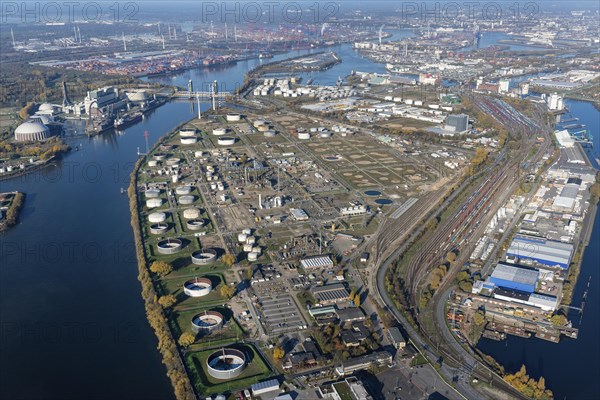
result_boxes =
[183,207,201,219]
[298,132,310,140]
[243,243,253,252]
[179,129,196,137]
[145,189,161,198]
[175,186,192,195]
[248,252,259,261]
[148,212,167,223]
[218,137,236,146]
[237,233,248,243]
[181,137,198,145]
[212,128,227,136]
[226,114,241,122]
[179,195,195,205]
[146,198,163,208]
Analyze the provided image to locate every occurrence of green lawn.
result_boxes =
[186,344,273,396]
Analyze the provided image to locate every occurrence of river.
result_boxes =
[0,32,598,400]
[477,99,600,400]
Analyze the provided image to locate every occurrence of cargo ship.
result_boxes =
[114,111,143,129]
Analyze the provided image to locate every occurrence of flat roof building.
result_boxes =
[388,327,406,349]
[506,235,573,269]
[489,262,539,293]
[300,255,334,270]
[311,283,350,305]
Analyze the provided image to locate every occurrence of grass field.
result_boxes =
[186,344,273,396]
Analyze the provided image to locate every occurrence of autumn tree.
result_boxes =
[354,294,361,307]
[158,295,177,309]
[222,253,236,267]
[220,284,235,299]
[273,346,285,359]
[178,332,196,348]
[150,260,173,277]
[473,310,485,326]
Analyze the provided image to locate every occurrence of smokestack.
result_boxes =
[11,28,15,48]
[77,26,81,43]
[122,32,127,51]
[196,94,201,119]
[258,194,262,209]
[225,23,228,40]
[234,25,237,42]
[74,26,77,42]
[62,81,72,106]
[211,80,218,110]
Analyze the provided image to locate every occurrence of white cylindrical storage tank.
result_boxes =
[194,151,203,158]
[181,137,198,145]
[183,277,212,297]
[191,249,218,265]
[210,182,217,190]
[153,153,166,161]
[257,125,269,132]
[206,348,247,380]
[253,120,266,128]
[183,207,201,219]
[245,236,256,245]
[175,186,192,195]
[172,175,179,183]
[146,198,163,208]
[166,158,180,166]
[298,132,310,140]
[150,223,169,235]
[156,238,182,255]
[179,130,196,137]
[191,310,224,334]
[212,128,227,136]
[148,212,167,223]
[218,137,236,146]
[248,252,258,261]
[186,219,205,231]
[145,189,160,198]
[252,246,261,254]
[226,114,241,122]
[243,243,253,252]
[241,228,252,235]
[320,131,332,138]
[237,233,248,243]
[179,195,195,205]
[263,130,276,138]
[148,160,158,167]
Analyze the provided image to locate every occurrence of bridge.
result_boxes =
[171,91,232,98]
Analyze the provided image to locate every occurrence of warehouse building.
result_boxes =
[506,235,573,269]
[300,255,334,270]
[552,182,580,211]
[493,288,558,312]
[488,262,539,294]
[311,283,351,305]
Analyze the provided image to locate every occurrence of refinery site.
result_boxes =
[3,3,600,400]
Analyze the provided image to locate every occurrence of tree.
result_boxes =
[550,314,568,326]
[456,271,470,283]
[158,295,177,309]
[473,310,485,326]
[220,284,235,299]
[273,346,285,359]
[445,252,457,264]
[222,253,236,267]
[150,261,173,277]
[178,332,196,348]
[354,294,361,307]
[458,281,473,293]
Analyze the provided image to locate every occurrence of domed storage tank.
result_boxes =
[253,120,266,128]
[146,198,163,208]
[179,195,195,205]
[257,125,269,132]
[148,212,167,223]
[218,137,236,146]
[145,189,161,198]
[179,129,196,137]
[175,186,192,195]
[181,137,198,145]
[183,207,201,219]
[14,121,51,142]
